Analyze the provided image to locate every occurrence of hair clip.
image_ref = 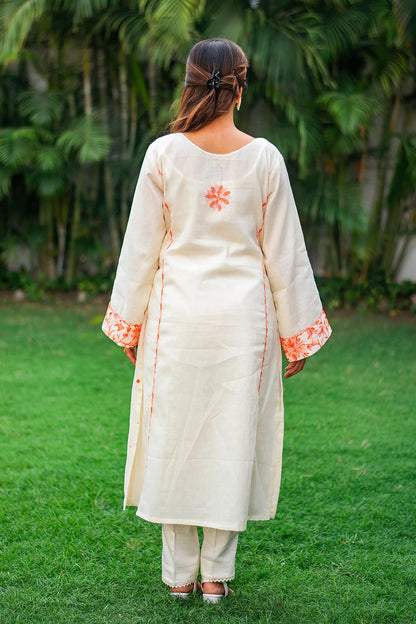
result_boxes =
[207,70,221,89]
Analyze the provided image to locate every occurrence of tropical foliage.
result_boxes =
[0,0,415,290]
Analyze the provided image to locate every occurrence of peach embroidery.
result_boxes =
[280,310,332,362]
[205,185,231,211]
[256,221,268,393]
[146,197,173,470]
[102,302,141,347]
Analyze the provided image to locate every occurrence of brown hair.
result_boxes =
[170,38,248,133]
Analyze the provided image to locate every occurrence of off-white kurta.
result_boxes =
[103,133,331,532]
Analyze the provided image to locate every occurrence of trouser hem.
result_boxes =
[201,576,234,584]
[162,577,198,588]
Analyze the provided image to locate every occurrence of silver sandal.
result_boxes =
[202,581,234,604]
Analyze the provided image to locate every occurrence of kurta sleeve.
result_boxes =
[260,148,331,362]
[102,143,166,347]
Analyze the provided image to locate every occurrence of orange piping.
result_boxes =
[145,197,173,470]
[257,209,268,393]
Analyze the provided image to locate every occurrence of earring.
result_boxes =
[237,98,241,111]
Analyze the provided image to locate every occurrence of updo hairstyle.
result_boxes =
[170,38,248,133]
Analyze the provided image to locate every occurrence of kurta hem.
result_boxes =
[136,510,276,532]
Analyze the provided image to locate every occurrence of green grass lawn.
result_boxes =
[0,300,415,624]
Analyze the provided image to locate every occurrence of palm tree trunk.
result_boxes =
[119,50,129,230]
[381,98,411,276]
[362,98,395,277]
[83,48,92,116]
[128,87,138,159]
[148,61,157,129]
[40,197,56,281]
[391,228,415,279]
[65,182,81,284]
[97,47,120,262]
[54,197,68,278]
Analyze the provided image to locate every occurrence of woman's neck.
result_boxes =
[183,110,254,154]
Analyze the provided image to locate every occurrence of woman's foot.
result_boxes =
[170,580,202,595]
[202,582,226,595]
[171,583,194,594]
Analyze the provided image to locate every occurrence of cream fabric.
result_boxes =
[104,133,331,531]
[162,524,238,587]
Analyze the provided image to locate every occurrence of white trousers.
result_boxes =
[161,524,239,587]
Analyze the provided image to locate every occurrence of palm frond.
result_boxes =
[203,0,247,45]
[18,90,65,126]
[106,8,146,56]
[315,8,369,61]
[139,0,206,65]
[378,49,409,94]
[26,170,66,196]
[297,113,325,178]
[282,99,325,174]
[246,8,334,99]
[299,173,367,235]
[323,127,365,157]
[60,0,111,25]
[393,0,416,51]
[0,127,37,167]
[0,167,13,198]
[130,58,151,111]
[243,100,300,160]
[0,0,47,63]
[57,115,111,163]
[34,144,65,172]
[318,91,381,135]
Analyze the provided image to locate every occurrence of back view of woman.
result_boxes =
[102,38,331,602]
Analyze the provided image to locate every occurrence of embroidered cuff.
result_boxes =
[102,302,142,348]
[280,310,332,362]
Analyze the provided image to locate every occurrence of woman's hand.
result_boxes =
[124,347,137,366]
[284,358,306,379]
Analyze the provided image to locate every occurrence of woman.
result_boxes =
[102,38,331,602]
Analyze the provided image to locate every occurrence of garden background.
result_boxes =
[1,1,415,622]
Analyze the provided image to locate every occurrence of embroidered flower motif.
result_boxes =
[205,185,231,211]
[280,310,332,362]
[102,302,142,347]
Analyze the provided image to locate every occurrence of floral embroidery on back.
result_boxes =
[205,185,231,212]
